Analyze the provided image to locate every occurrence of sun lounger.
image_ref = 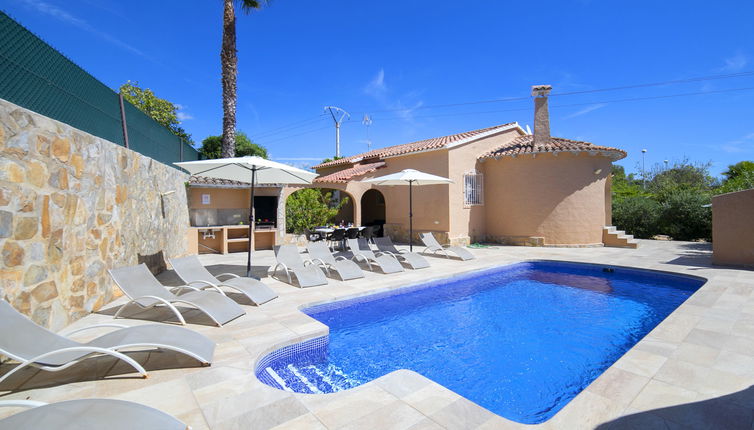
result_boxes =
[108,263,244,326]
[419,232,475,261]
[305,241,365,280]
[373,236,430,269]
[169,255,278,306]
[272,245,328,287]
[346,238,404,274]
[0,299,214,386]
[0,399,187,430]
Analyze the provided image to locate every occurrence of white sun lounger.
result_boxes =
[306,241,365,280]
[373,236,430,269]
[108,263,245,326]
[0,299,214,386]
[169,255,278,306]
[272,245,328,288]
[419,232,475,261]
[346,238,404,274]
[0,399,187,430]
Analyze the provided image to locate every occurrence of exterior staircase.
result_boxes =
[603,226,639,249]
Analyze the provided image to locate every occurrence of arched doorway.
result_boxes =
[361,189,386,236]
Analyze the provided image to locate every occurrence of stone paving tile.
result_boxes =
[338,400,427,430]
[3,240,754,429]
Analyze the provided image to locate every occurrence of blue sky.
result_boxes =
[3,0,753,176]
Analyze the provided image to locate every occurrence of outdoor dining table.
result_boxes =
[313,226,365,249]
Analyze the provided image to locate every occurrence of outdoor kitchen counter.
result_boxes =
[190,225,277,254]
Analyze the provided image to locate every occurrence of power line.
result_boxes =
[348,70,754,115]
[340,86,754,123]
[248,115,327,139]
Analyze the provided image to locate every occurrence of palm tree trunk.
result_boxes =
[220,0,237,158]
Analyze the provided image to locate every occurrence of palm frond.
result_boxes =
[237,0,269,13]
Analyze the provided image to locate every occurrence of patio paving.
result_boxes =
[1,240,753,429]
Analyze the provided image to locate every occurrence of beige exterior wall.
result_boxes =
[446,128,522,243]
[712,188,754,267]
[482,152,613,246]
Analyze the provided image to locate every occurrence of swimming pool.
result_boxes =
[256,261,705,424]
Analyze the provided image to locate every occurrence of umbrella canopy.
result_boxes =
[175,156,316,276]
[175,156,317,185]
[362,169,453,251]
[361,169,453,186]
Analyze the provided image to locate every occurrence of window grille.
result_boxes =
[463,171,484,206]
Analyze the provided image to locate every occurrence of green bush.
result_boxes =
[657,190,711,241]
[612,196,661,239]
[285,189,349,234]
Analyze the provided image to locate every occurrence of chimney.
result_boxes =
[531,84,552,145]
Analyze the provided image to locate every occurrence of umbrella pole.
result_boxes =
[246,169,256,278]
[409,180,413,252]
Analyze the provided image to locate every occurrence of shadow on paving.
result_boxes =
[156,265,272,287]
[96,304,222,326]
[664,242,713,269]
[595,386,754,429]
[0,350,206,394]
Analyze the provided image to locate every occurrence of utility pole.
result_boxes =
[641,149,647,189]
[324,106,350,158]
[362,114,372,151]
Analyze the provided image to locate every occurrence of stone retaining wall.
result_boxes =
[0,98,190,330]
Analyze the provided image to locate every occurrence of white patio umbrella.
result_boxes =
[362,169,453,251]
[176,156,317,277]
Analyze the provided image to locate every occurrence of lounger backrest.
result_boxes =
[0,299,77,361]
[108,264,176,301]
[306,242,336,265]
[348,238,376,258]
[373,237,399,253]
[169,255,218,284]
[275,244,305,269]
[419,232,441,250]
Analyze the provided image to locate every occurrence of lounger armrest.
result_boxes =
[61,323,130,337]
[215,273,240,280]
[398,250,410,254]
[334,256,349,261]
[185,280,226,295]
[0,400,47,409]
[377,250,396,258]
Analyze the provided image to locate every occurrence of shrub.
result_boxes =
[285,189,349,234]
[612,196,661,239]
[657,190,711,241]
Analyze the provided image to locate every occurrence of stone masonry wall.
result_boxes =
[0,98,190,331]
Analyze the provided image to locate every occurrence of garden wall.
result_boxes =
[0,98,190,330]
[712,188,754,268]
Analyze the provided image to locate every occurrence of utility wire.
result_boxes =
[340,86,754,123]
[348,70,754,115]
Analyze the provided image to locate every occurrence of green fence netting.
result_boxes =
[0,12,200,165]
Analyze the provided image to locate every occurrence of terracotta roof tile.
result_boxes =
[313,123,519,169]
[478,135,627,160]
[314,161,386,183]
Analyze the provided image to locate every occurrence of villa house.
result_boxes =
[304,85,632,247]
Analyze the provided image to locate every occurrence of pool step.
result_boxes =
[603,226,639,249]
[265,363,358,394]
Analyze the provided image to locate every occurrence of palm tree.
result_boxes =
[221,0,267,158]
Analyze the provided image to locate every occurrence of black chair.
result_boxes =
[361,225,377,243]
[345,227,361,240]
[304,228,323,242]
[326,228,346,250]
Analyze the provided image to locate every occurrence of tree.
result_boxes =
[199,131,267,159]
[119,81,192,142]
[717,161,754,194]
[221,0,268,158]
[285,189,349,234]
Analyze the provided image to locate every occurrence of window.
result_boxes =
[463,171,484,206]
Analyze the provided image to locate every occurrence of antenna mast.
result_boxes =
[324,106,350,158]
[362,114,372,151]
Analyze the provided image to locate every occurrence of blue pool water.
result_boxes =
[256,261,704,424]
